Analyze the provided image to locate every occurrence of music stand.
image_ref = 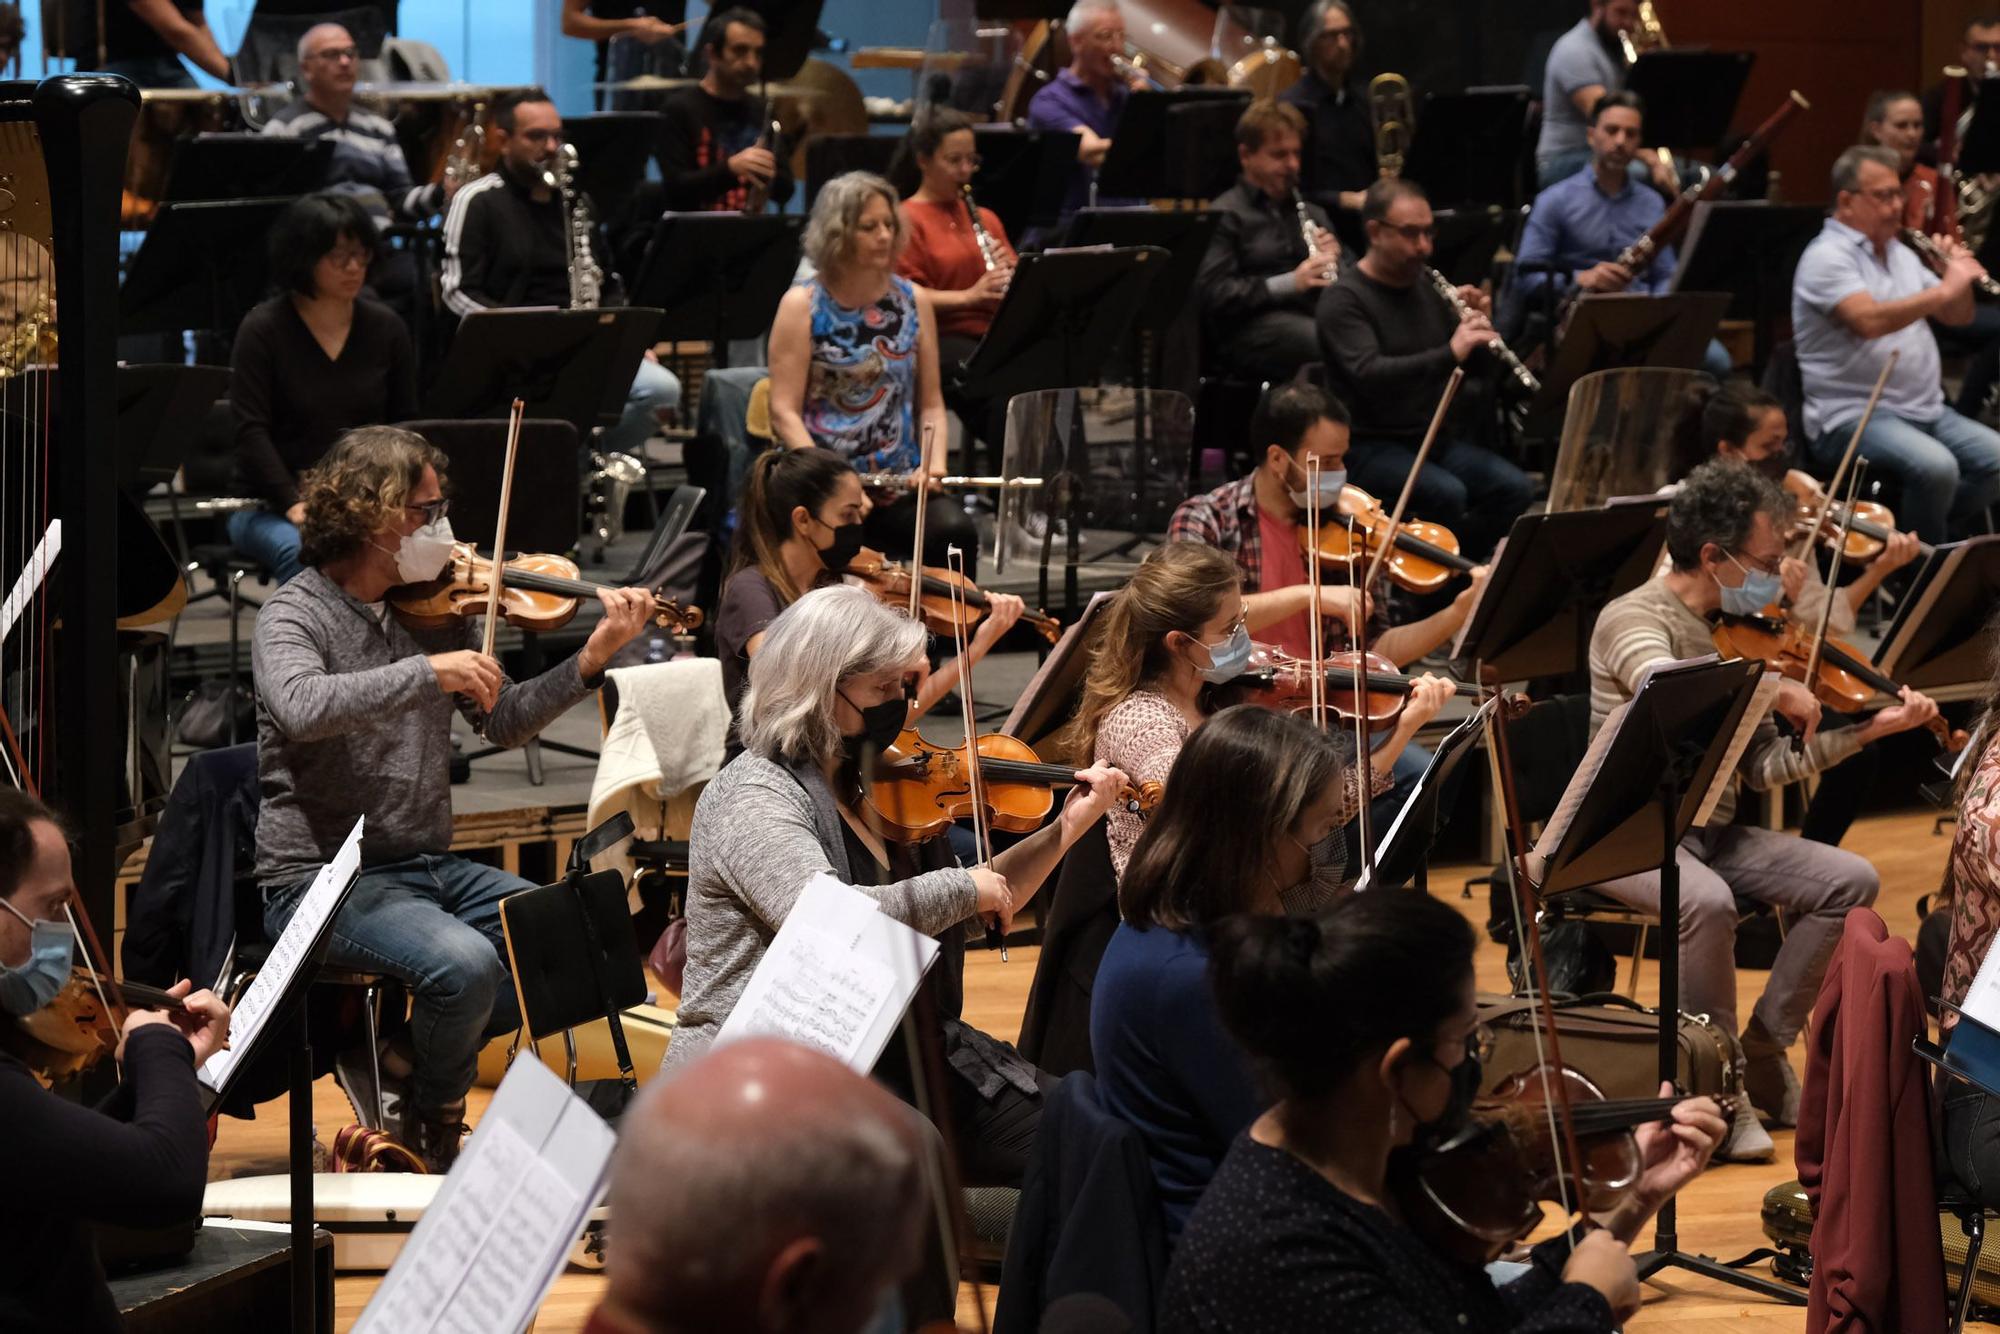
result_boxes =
[1876,536,2000,695]
[119,198,293,337]
[116,363,235,491]
[1622,49,1754,151]
[1455,504,1670,685]
[1062,208,1218,383]
[957,246,1166,404]
[421,307,658,442]
[1429,205,1514,288]
[1672,202,1823,374]
[1095,89,1251,201]
[972,126,1081,253]
[562,113,660,232]
[1404,86,1533,212]
[1528,292,1730,420]
[1522,654,1802,1304]
[629,213,804,367]
[162,134,331,203]
[1355,700,1494,895]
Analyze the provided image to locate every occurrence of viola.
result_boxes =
[1780,472,1920,567]
[1398,1062,1737,1267]
[843,546,1061,644]
[1709,609,1963,750]
[860,729,1161,844]
[1299,483,1477,594]
[390,542,702,635]
[0,970,188,1084]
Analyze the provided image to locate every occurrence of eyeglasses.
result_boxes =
[1853,186,1906,205]
[1727,548,1782,578]
[1312,25,1356,43]
[306,45,359,62]
[1377,222,1436,242]
[940,153,984,170]
[324,246,372,270]
[1970,41,2000,56]
[403,497,450,525]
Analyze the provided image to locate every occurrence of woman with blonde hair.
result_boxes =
[766,170,979,575]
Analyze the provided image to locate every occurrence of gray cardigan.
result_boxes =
[662,751,978,1072]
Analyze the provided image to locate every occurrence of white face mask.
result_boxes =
[379,516,456,584]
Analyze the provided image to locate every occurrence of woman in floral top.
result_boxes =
[1942,677,2000,1199]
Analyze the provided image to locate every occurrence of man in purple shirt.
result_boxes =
[1026,1,1152,228]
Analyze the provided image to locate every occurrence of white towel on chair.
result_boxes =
[588,658,727,879]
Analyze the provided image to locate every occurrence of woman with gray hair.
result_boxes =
[767,170,982,575]
[667,583,1129,1185]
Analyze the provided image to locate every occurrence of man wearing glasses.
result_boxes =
[1794,145,2000,545]
[1589,460,1937,1162]
[1279,0,1372,256]
[1313,177,1533,561]
[1923,15,2000,147]
[251,426,654,1171]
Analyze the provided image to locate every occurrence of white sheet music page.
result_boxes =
[715,873,941,1072]
[198,816,364,1094]
[1964,934,2000,1033]
[1690,670,1780,828]
[355,1054,617,1334]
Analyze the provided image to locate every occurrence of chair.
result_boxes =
[1016,821,1117,1078]
[497,862,649,1094]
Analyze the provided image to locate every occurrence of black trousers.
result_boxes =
[1212,308,1321,386]
[1944,1082,2000,1208]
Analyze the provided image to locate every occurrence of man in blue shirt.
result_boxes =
[1026,1,1151,232]
[1794,145,2000,544]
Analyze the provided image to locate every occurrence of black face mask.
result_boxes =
[1406,1047,1484,1151]
[838,689,909,764]
[818,519,866,574]
[1749,445,1794,484]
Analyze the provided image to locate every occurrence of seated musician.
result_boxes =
[0,790,232,1334]
[1793,145,2000,545]
[441,88,681,460]
[768,171,982,576]
[1092,705,1381,1235]
[1533,0,1673,192]
[228,193,417,585]
[591,1038,927,1334]
[1922,17,2000,146]
[1510,92,1731,378]
[100,0,231,88]
[896,107,1018,469]
[1025,1,1153,236]
[1315,178,1534,562]
[1158,892,1727,1333]
[655,7,792,213]
[1194,99,1340,386]
[716,447,1022,752]
[1588,460,1940,1160]
[1280,0,1373,257]
[664,583,1127,1188]
[1054,540,1447,878]
[1939,647,2000,1209]
[251,427,654,1169]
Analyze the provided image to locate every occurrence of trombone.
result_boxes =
[1369,72,1412,180]
[1618,1,1668,64]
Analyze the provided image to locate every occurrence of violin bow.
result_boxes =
[1341,515,1375,878]
[1304,454,1327,731]
[481,398,527,662]
[1792,352,1896,564]
[943,544,1003,961]
[1799,459,1869,709]
[907,424,937,621]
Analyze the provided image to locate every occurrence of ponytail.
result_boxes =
[1670,379,1783,481]
[731,447,857,604]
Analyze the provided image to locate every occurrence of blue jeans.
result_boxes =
[223,508,305,585]
[1346,435,1534,561]
[1810,406,2000,544]
[603,357,682,457]
[265,853,531,1111]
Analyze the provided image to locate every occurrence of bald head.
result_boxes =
[297,23,359,109]
[596,1039,929,1334]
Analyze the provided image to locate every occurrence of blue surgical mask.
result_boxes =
[1195,623,1254,684]
[1288,466,1347,511]
[0,896,73,1017]
[1715,553,1782,616]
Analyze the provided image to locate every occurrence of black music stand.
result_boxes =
[116,363,235,490]
[1429,206,1514,288]
[162,134,331,203]
[119,198,294,337]
[1672,202,1823,374]
[1529,292,1730,420]
[629,213,804,366]
[972,126,1081,253]
[1062,208,1217,384]
[958,246,1166,404]
[1355,701,1493,895]
[1623,49,1754,151]
[1095,89,1251,201]
[1876,536,2000,693]
[562,112,660,232]
[421,307,658,442]
[1404,86,1534,211]
[1457,504,1670,685]
[1526,654,1801,1304]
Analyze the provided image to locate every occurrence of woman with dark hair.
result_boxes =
[1159,892,1728,1333]
[226,191,418,583]
[1861,88,1950,237]
[0,789,231,1333]
[716,446,1022,752]
[1090,704,1357,1234]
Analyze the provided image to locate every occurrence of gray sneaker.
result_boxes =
[1718,1095,1776,1163]
[1740,1018,1803,1128]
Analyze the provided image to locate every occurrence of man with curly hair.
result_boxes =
[250,426,654,1169]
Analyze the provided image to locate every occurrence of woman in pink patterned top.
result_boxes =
[1055,541,1451,879]
[1942,690,2000,1196]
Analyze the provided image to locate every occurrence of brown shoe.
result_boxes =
[407,1102,470,1174]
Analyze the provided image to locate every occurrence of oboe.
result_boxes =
[1425,266,1539,394]
[1294,189,1336,282]
[963,183,1003,272]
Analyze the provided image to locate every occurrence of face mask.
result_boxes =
[0,896,73,1017]
[838,689,910,763]
[1714,554,1782,616]
[1193,623,1254,684]
[817,519,865,574]
[380,516,456,584]
[1287,463,1347,511]
[1404,1045,1484,1150]
[1273,831,1348,907]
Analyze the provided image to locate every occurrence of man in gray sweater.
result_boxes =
[252,426,652,1168]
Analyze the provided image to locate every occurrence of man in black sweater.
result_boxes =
[656,6,793,213]
[1314,178,1532,560]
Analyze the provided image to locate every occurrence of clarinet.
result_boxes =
[555,142,604,310]
[1425,266,1539,394]
[1294,188,1336,282]
[1901,226,2000,298]
[963,183,1003,272]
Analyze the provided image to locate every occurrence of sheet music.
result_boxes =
[1448,531,1503,661]
[198,817,364,1094]
[715,874,940,1072]
[0,520,58,644]
[355,1055,616,1334]
[1964,932,2000,1033]
[1526,696,1627,889]
[1690,671,1779,828]
[1355,699,1495,893]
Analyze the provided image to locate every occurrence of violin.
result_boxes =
[1780,472,1919,567]
[1708,610,1963,750]
[843,546,1061,645]
[390,542,703,635]
[1299,483,1477,594]
[1226,643,1483,744]
[861,729,1161,844]
[1398,1061,1738,1267]
[1,969,189,1084]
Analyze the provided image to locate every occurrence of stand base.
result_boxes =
[1634,1246,1806,1306]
